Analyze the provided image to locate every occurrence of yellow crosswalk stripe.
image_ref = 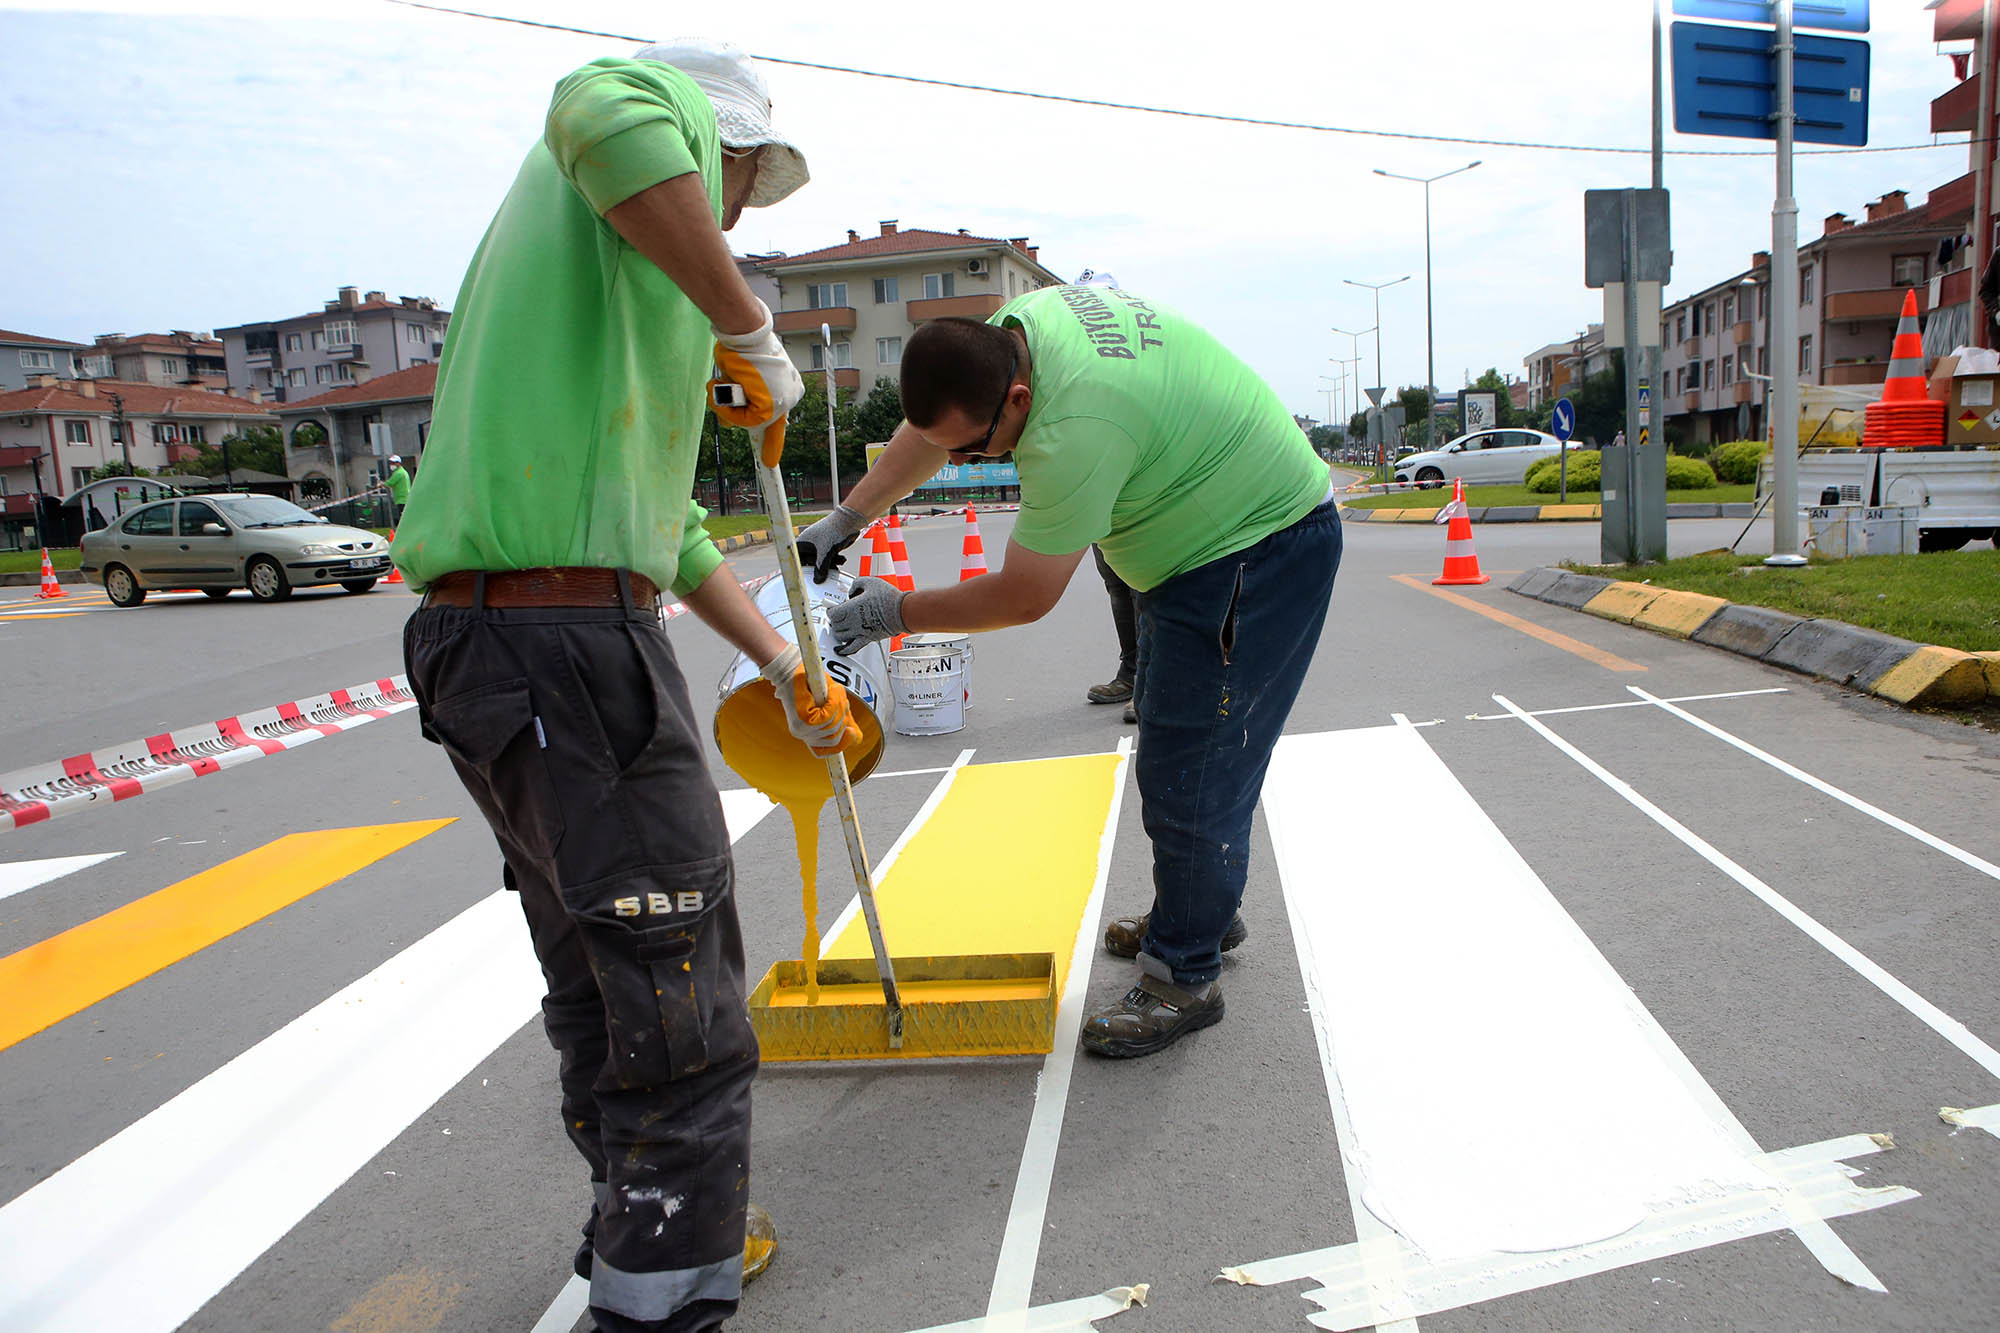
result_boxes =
[0,820,453,1051]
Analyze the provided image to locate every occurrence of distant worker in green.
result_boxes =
[384,453,411,524]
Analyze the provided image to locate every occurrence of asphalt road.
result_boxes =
[2,496,1996,1333]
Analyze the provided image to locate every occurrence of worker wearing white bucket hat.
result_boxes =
[396,36,850,1333]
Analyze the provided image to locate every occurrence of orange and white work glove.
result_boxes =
[709,301,805,433]
[758,643,862,756]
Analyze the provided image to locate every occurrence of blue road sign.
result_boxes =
[1672,21,1870,146]
[1671,0,1868,33]
[1551,398,1576,442]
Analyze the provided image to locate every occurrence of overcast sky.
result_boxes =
[0,0,1975,425]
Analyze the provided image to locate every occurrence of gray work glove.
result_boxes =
[830,576,908,655]
[795,504,868,584]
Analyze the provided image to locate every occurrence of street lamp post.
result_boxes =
[1341,277,1409,395]
[1373,162,1480,444]
[821,322,840,505]
[1332,318,1387,467]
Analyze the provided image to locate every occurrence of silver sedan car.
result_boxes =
[79,493,393,606]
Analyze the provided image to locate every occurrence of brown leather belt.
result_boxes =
[423,567,660,609]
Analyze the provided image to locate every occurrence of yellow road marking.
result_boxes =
[0,611,86,621]
[824,753,1121,994]
[0,820,453,1051]
[1390,573,1647,673]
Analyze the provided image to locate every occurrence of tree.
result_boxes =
[1469,367,1536,430]
[1307,424,1340,455]
[89,459,151,480]
[168,424,285,478]
[1570,351,1628,445]
[1394,386,1435,447]
[1349,411,1369,442]
[854,376,903,445]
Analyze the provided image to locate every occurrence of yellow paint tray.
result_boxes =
[748,952,1056,1061]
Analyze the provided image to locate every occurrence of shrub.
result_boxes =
[1526,450,1601,492]
[1711,439,1767,484]
[1665,453,1717,489]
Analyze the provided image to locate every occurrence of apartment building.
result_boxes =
[1660,190,1958,444]
[1,329,86,392]
[756,222,1065,398]
[216,287,450,405]
[1522,325,1612,409]
[273,363,438,500]
[76,331,228,390]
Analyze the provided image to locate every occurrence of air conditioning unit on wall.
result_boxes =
[967,258,989,277]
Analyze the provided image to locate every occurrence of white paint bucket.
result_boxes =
[889,635,968,736]
[903,631,973,712]
[714,572,890,783]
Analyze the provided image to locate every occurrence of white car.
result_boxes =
[1393,428,1577,488]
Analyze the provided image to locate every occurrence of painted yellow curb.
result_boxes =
[1868,645,1992,708]
[1631,589,1731,640]
[1387,508,1443,523]
[1965,649,2000,700]
[1581,583,1667,625]
[1537,504,1603,521]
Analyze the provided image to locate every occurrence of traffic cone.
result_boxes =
[383,529,405,584]
[854,520,881,579]
[1433,479,1489,586]
[35,548,65,600]
[886,515,914,652]
[1863,290,1945,449]
[959,505,989,580]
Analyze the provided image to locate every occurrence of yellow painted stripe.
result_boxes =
[0,612,86,622]
[0,820,453,1051]
[1631,588,1730,640]
[1581,583,1666,625]
[1536,504,1603,520]
[824,754,1120,994]
[1869,645,1989,707]
[1391,573,1647,672]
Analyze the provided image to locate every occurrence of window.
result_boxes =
[808,341,852,370]
[1676,314,1686,342]
[1722,295,1735,326]
[406,322,428,343]
[1009,272,1018,296]
[923,272,956,300]
[315,364,333,384]
[151,422,180,443]
[1891,254,1926,287]
[1799,335,1813,375]
[1690,305,1701,336]
[123,503,175,535]
[872,277,899,304]
[179,501,225,536]
[161,357,180,376]
[1758,285,1769,318]
[1688,361,1702,389]
[80,355,111,377]
[1703,359,1714,389]
[182,424,205,444]
[64,420,91,444]
[877,337,902,365]
[336,363,355,381]
[806,282,848,310]
[287,368,306,387]
[323,321,358,347]
[311,331,324,349]
[1706,303,1717,330]
[1722,355,1733,384]
[1799,265,1814,303]
[72,467,94,490]
[110,421,126,444]
[1758,347,1769,375]
[19,349,54,369]
[284,332,304,351]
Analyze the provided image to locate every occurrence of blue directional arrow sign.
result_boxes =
[1551,398,1576,443]
[1671,0,1867,32]
[1673,21,1870,145]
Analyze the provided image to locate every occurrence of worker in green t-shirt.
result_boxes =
[383,454,410,523]
[397,40,862,1332]
[811,288,1340,1059]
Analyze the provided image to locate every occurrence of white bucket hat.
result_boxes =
[633,39,808,208]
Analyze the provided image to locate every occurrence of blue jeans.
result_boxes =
[1133,501,1342,985]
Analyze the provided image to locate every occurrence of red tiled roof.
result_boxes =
[0,328,89,350]
[0,379,275,418]
[278,362,439,410]
[96,332,224,354]
[761,228,1031,267]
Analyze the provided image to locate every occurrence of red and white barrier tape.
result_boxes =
[0,676,415,834]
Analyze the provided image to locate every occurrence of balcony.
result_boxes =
[1733,380,1755,405]
[245,347,279,370]
[1936,0,1984,43]
[1929,171,1976,223]
[1683,390,1702,413]
[327,341,368,363]
[775,306,856,335]
[4,492,37,516]
[908,294,1006,323]
[1681,336,1702,359]
[1932,73,1980,134]
[1941,266,1974,309]
[1824,361,1889,387]
[0,445,43,467]
[1732,320,1754,345]
[1824,288,1929,321]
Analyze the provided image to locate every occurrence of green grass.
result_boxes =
[0,547,78,574]
[1345,483,1756,510]
[704,513,780,541]
[1577,550,2000,652]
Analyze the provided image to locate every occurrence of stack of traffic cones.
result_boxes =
[383,529,405,584]
[1432,478,1489,586]
[959,506,989,580]
[854,520,882,579]
[885,516,914,651]
[1862,290,1945,449]
[35,548,65,600]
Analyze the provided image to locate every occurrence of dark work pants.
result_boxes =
[404,590,756,1333]
[1132,503,1343,986]
[1092,544,1138,684]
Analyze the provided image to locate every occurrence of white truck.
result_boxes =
[1765,447,2000,551]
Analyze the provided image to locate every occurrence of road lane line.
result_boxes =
[0,791,775,1333]
[1465,687,1789,721]
[1496,692,2000,1086]
[1389,574,1646,672]
[1629,686,2000,884]
[1242,722,1891,1321]
[0,852,120,904]
[0,821,453,1052]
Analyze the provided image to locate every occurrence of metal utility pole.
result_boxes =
[1374,162,1480,442]
[108,392,130,472]
[1767,0,1804,566]
[1652,0,1666,192]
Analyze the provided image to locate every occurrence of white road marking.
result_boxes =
[1245,722,1894,1324]
[528,1277,588,1333]
[0,791,776,1333]
[1628,686,2000,884]
[1465,687,1788,722]
[0,851,120,904]
[914,1284,1149,1332]
[1497,692,2000,1086]
[979,737,1133,1331]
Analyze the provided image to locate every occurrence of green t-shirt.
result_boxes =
[385,466,410,505]
[994,287,1330,592]
[393,57,726,597]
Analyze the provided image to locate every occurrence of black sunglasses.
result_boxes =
[952,352,1019,460]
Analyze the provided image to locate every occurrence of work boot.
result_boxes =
[1104,911,1247,959]
[1122,702,1137,724]
[1086,675,1134,704]
[1080,967,1224,1058]
[744,1202,778,1284]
